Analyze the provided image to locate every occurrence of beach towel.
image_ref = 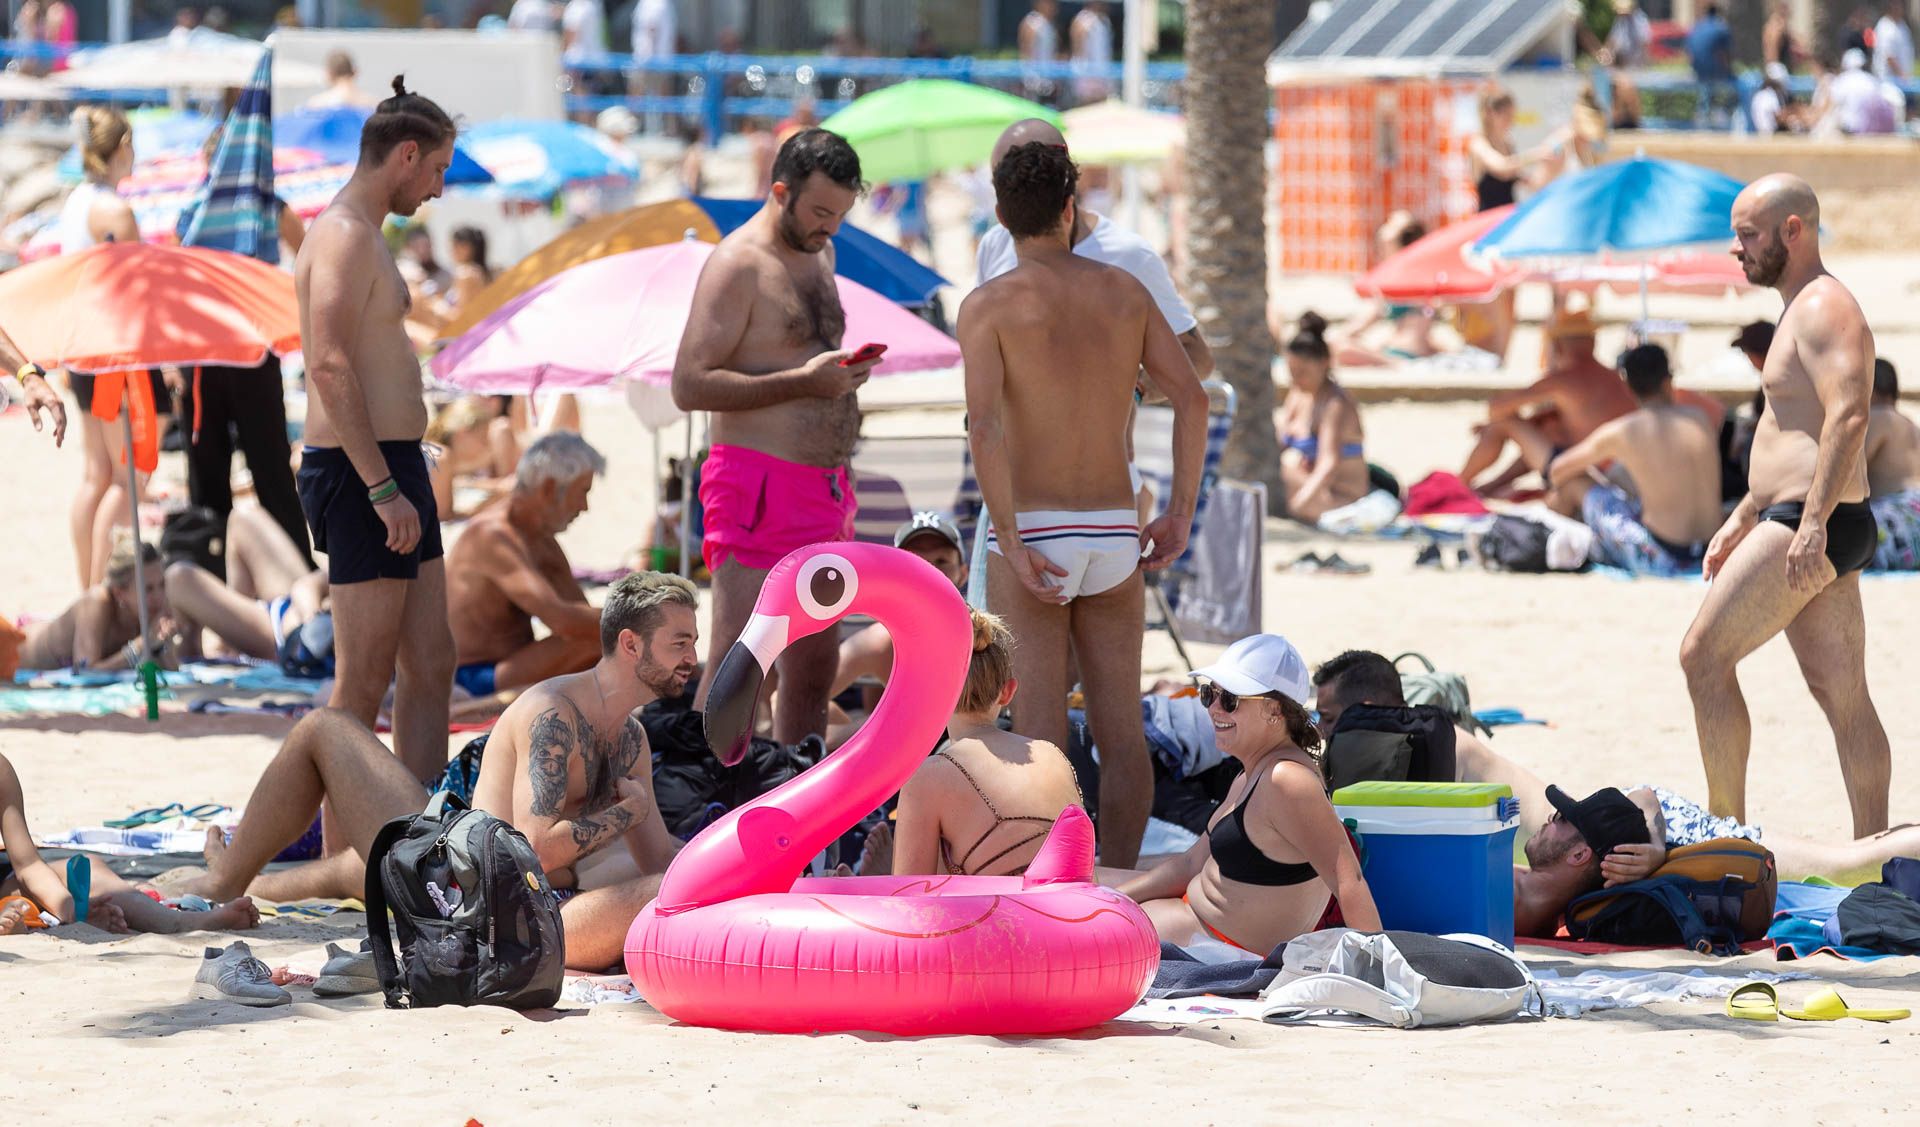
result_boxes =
[1147,942,1285,999]
[1768,915,1897,962]
[1141,693,1220,779]
[1529,967,1813,1019]
[1403,472,1488,518]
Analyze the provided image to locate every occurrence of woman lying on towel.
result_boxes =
[1119,634,1381,955]
[0,751,258,935]
[16,535,179,673]
[858,610,1084,877]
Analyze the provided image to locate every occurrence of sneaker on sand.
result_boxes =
[314,939,379,997]
[190,941,290,1007]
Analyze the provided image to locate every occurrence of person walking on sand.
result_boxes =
[671,129,877,746]
[960,140,1207,868]
[294,78,459,782]
[1680,173,1892,838]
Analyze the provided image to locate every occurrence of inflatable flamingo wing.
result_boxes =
[624,543,1160,1035]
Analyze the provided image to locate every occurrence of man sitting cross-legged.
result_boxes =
[181,572,699,968]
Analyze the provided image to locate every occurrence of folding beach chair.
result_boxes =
[1131,380,1260,669]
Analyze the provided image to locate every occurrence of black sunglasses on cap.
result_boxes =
[1197,683,1283,713]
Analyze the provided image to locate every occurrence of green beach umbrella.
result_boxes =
[820,80,1062,184]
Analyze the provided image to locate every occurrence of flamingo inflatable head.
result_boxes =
[626,542,1160,1034]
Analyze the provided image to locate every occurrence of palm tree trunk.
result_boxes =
[1183,0,1285,513]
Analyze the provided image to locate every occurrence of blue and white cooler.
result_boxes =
[1331,780,1521,948]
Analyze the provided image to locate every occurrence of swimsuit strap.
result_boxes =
[933,748,1002,819]
[932,749,1065,877]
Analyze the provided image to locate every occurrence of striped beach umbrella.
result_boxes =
[177,47,280,263]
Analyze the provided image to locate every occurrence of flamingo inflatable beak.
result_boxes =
[703,612,789,767]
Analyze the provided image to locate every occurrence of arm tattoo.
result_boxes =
[525,707,575,817]
[569,803,637,854]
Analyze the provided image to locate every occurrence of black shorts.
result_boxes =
[297,441,444,584]
[1760,500,1878,576]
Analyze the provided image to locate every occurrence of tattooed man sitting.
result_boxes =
[184,572,699,969]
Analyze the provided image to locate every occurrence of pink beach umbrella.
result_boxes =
[430,240,961,395]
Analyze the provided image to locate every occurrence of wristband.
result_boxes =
[368,479,400,504]
[16,362,46,384]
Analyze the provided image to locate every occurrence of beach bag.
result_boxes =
[364,792,564,1011]
[1480,516,1552,572]
[1324,704,1458,791]
[1393,652,1488,738]
[161,505,226,580]
[1563,838,1777,956]
[276,610,334,679]
[1259,929,1535,1029]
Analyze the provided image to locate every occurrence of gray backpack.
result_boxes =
[1259,929,1536,1029]
[365,792,565,1010]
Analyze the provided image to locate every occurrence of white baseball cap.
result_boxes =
[1190,634,1312,704]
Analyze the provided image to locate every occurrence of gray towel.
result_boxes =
[1146,941,1286,999]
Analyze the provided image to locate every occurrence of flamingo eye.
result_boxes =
[795,553,857,619]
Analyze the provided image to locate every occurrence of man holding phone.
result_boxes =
[673,129,878,745]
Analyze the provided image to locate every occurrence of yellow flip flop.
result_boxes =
[1780,986,1911,1023]
[1725,981,1779,1021]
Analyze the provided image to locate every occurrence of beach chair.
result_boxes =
[849,432,980,546]
[1131,380,1260,669]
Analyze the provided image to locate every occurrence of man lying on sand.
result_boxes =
[445,433,607,698]
[17,536,177,673]
[1866,357,1920,570]
[2,751,257,936]
[179,572,697,969]
[1459,306,1635,497]
[1315,650,1920,893]
[166,506,330,664]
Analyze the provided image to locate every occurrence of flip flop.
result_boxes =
[65,854,90,924]
[104,803,183,829]
[1725,981,1778,1021]
[1780,986,1911,1023]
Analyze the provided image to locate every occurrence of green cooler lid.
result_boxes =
[1329,780,1514,808]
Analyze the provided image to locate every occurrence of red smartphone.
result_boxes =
[840,342,888,366]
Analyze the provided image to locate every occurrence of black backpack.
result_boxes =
[364,793,565,1010]
[160,506,227,580]
[1562,839,1778,957]
[1480,516,1553,572]
[1324,704,1459,792]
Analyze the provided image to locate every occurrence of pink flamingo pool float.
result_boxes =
[623,542,1159,1034]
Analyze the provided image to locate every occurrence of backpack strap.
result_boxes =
[423,789,468,820]
[1566,877,1740,956]
[363,816,415,1010]
[1391,652,1437,674]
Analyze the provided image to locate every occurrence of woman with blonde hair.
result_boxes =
[1467,86,1556,212]
[61,106,165,589]
[861,609,1084,877]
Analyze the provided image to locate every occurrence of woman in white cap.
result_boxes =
[1118,634,1381,954]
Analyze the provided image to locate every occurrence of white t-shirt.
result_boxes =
[975,214,1197,335]
[1833,67,1897,133]
[1020,11,1058,64]
[506,0,561,32]
[1072,10,1112,67]
[561,0,606,62]
[1874,16,1915,78]
[632,0,676,60]
[1750,85,1781,135]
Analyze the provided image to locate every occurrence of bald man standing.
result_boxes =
[1679,174,1891,837]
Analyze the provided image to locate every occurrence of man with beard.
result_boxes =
[183,573,697,969]
[1513,786,1654,939]
[672,129,877,745]
[1680,174,1892,838]
[295,77,460,782]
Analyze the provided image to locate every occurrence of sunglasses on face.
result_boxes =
[1198,683,1280,713]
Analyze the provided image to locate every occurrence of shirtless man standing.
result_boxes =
[446,432,605,697]
[1865,358,1920,570]
[961,142,1208,867]
[1680,173,1891,837]
[295,78,458,780]
[1542,343,1724,575]
[183,572,698,969]
[673,129,876,744]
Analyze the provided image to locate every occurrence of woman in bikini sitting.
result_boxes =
[859,609,1084,877]
[1119,634,1381,954]
[1277,313,1371,524]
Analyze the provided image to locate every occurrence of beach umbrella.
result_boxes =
[0,70,64,101]
[53,28,326,92]
[1061,100,1185,165]
[176,48,279,263]
[431,239,958,395]
[275,105,494,184]
[460,119,639,201]
[820,80,1061,184]
[1356,206,1520,304]
[0,241,300,720]
[1471,156,1747,321]
[438,196,948,338]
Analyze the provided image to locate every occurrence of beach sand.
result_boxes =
[4,388,1917,1122]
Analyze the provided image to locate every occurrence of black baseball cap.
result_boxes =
[893,511,964,554]
[1732,320,1775,355]
[1545,785,1650,858]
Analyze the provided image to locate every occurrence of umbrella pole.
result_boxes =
[1639,260,1651,336]
[679,413,695,580]
[121,400,158,722]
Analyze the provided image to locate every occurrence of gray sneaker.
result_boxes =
[189,941,291,1007]
[313,938,379,997]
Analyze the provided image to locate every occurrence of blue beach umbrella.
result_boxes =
[692,197,947,307]
[275,105,494,184]
[1472,156,1746,262]
[460,119,640,201]
[176,49,280,263]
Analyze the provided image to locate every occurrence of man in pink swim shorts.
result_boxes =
[672,128,880,744]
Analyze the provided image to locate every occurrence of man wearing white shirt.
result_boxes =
[507,0,561,32]
[562,0,606,64]
[629,0,676,111]
[1070,0,1115,105]
[1874,0,1914,79]
[1833,48,1898,133]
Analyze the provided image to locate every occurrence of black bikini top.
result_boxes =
[1207,769,1318,887]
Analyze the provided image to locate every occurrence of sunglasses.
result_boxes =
[1198,683,1281,713]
